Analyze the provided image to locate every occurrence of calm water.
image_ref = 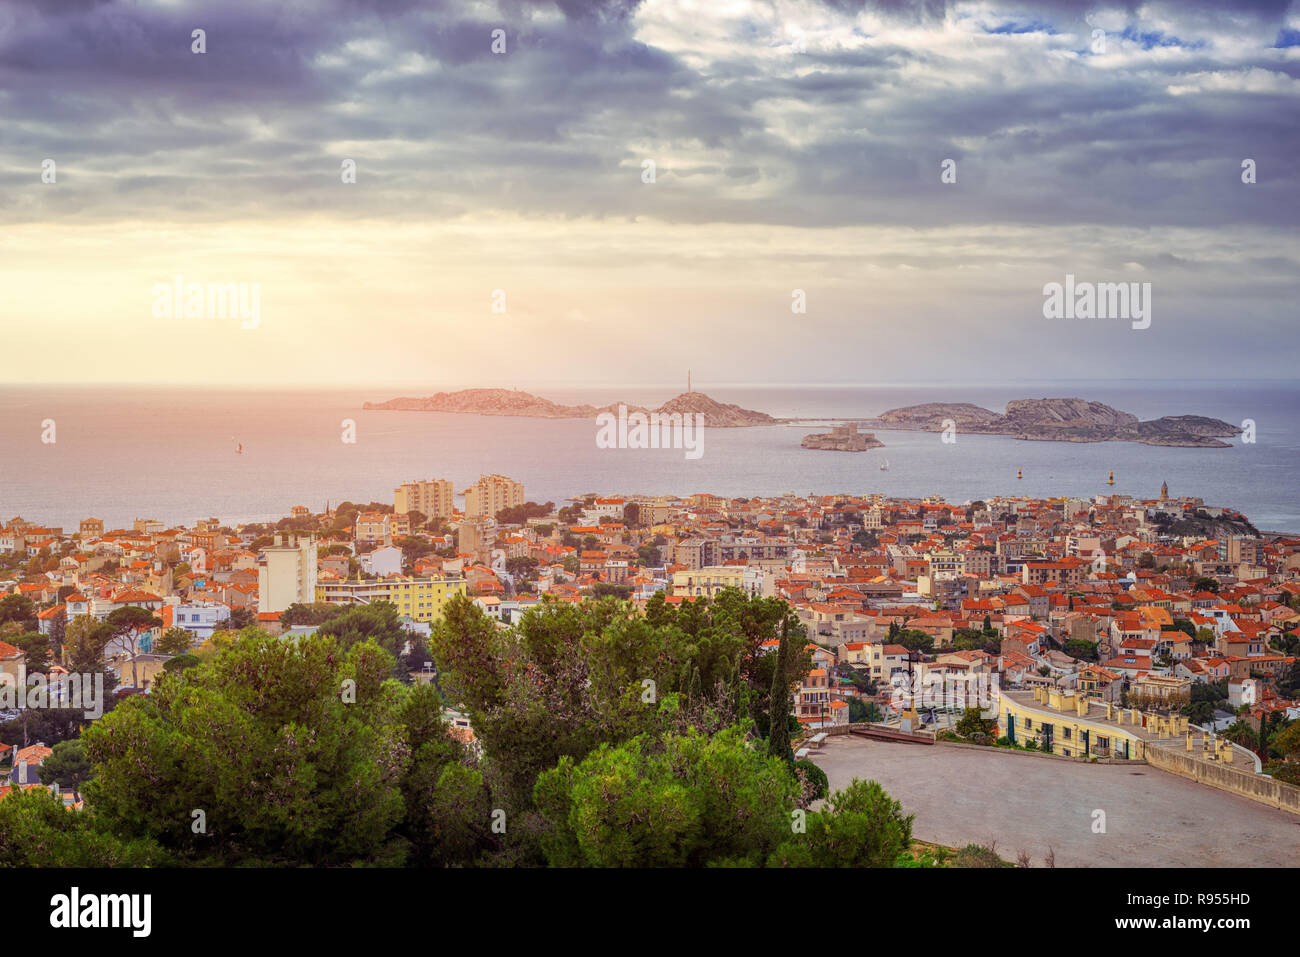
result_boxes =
[1,381,1296,531]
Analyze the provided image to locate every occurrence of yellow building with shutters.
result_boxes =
[997,687,1195,760]
[316,576,466,623]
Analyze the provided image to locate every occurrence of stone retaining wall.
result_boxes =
[1145,744,1300,814]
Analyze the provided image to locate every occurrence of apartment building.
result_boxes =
[1022,559,1085,587]
[463,474,525,519]
[315,575,467,623]
[164,600,230,644]
[960,548,998,578]
[257,534,318,615]
[394,478,456,520]
[796,668,834,728]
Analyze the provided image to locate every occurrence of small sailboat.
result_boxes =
[1016,468,1022,480]
[1107,470,1115,486]
[232,436,243,455]
[879,459,890,471]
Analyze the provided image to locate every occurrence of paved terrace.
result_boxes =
[811,736,1300,867]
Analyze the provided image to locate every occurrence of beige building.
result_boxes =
[395,478,456,520]
[257,535,318,615]
[463,474,525,519]
[355,512,409,543]
[671,565,744,599]
[457,519,491,561]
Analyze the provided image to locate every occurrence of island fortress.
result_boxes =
[801,423,883,452]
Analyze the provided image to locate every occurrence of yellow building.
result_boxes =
[996,688,1193,760]
[670,565,744,599]
[316,576,467,623]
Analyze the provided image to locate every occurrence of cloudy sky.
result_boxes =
[1,0,1296,387]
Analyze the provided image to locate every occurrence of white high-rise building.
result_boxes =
[257,534,318,615]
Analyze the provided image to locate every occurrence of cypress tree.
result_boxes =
[767,620,793,766]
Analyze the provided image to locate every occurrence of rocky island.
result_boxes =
[801,423,885,452]
[857,398,1239,448]
[363,388,781,428]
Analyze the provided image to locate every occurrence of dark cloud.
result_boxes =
[0,0,1295,247]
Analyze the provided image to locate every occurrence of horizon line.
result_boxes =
[0,377,1294,392]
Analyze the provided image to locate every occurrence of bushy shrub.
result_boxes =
[951,843,1004,868]
[795,758,829,801]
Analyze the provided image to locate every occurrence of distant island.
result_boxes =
[857,398,1240,448]
[801,423,884,452]
[365,391,1239,448]
[363,388,781,428]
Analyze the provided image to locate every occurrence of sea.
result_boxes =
[1,380,1297,532]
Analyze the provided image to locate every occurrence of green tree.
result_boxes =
[106,606,162,689]
[314,602,416,678]
[1064,639,1099,662]
[429,590,807,817]
[768,779,913,867]
[213,607,256,631]
[0,594,35,628]
[1182,700,1216,725]
[896,629,934,654]
[505,556,539,579]
[848,697,881,723]
[0,787,166,867]
[37,738,92,791]
[767,619,795,766]
[156,627,194,656]
[163,654,201,674]
[955,707,996,740]
[534,726,799,867]
[82,630,484,867]
[1272,721,1300,759]
[280,602,344,627]
[9,630,52,673]
[62,614,113,673]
